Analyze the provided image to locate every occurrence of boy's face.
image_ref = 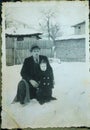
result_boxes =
[40,63,47,71]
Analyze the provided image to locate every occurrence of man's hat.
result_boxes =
[30,44,41,52]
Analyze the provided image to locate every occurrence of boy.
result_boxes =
[37,60,56,105]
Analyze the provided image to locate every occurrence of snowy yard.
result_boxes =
[2,62,90,128]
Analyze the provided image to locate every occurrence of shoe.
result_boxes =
[20,101,24,105]
[39,100,45,105]
[50,97,57,100]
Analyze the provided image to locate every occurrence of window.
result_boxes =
[78,26,81,29]
[17,37,24,41]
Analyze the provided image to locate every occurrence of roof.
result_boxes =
[55,34,86,41]
[5,33,42,38]
[72,21,85,27]
[5,27,43,36]
[5,28,42,39]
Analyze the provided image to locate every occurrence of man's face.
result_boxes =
[32,48,40,58]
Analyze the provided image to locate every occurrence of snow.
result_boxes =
[2,62,90,128]
[5,27,42,35]
[55,34,86,41]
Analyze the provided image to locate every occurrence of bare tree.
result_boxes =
[39,9,62,57]
[50,23,61,42]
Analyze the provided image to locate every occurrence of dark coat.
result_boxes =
[13,55,54,104]
[21,55,53,82]
[38,69,54,89]
[36,69,54,102]
[20,55,54,100]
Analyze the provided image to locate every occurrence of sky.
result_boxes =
[3,1,89,36]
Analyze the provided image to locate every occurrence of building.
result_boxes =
[72,21,85,35]
[55,35,85,62]
[54,21,86,62]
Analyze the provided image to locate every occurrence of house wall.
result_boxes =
[74,23,85,35]
[55,38,85,62]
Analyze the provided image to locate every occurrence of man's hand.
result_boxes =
[29,80,39,88]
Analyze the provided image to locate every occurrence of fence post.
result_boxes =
[14,37,17,65]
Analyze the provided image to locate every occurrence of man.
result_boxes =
[14,44,56,105]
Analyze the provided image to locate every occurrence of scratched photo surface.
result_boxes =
[1,1,90,129]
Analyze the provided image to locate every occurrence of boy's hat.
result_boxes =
[30,44,40,52]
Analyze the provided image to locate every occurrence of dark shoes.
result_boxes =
[39,100,45,105]
[39,99,50,105]
[38,97,57,105]
[20,100,24,105]
[50,96,57,100]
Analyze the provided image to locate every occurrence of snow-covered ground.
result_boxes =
[1,62,90,128]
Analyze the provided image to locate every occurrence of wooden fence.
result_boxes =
[6,37,53,65]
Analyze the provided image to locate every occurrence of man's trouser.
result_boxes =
[13,79,37,104]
